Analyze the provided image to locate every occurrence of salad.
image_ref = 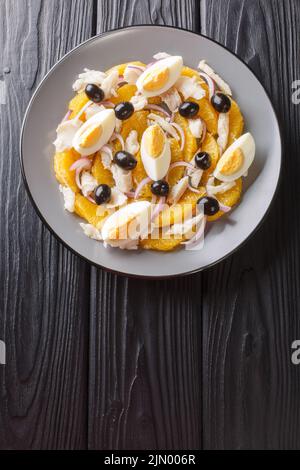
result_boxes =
[53,52,255,251]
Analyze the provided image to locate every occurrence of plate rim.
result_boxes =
[19,24,283,279]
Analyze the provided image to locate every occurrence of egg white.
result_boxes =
[136,56,183,97]
[102,201,152,248]
[214,132,256,182]
[141,127,171,181]
[73,109,116,156]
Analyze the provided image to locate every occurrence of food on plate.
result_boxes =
[53,53,254,251]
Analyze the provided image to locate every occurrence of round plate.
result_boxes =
[20,26,281,278]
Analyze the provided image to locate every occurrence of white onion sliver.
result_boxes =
[145,104,171,118]
[188,184,202,194]
[110,132,125,150]
[170,122,185,151]
[101,144,113,160]
[134,177,152,199]
[198,72,216,99]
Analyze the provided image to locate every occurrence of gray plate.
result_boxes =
[20,26,282,278]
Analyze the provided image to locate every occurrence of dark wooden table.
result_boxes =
[0,0,299,450]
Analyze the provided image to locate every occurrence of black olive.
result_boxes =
[195,152,211,170]
[151,180,170,197]
[211,93,231,113]
[178,101,199,118]
[85,84,105,103]
[94,184,111,205]
[114,151,137,170]
[197,196,219,216]
[114,101,135,120]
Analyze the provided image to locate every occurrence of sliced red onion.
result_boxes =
[168,161,195,173]
[151,197,166,222]
[219,203,231,213]
[200,120,207,144]
[170,122,185,151]
[110,132,125,150]
[127,64,146,72]
[134,177,152,199]
[70,157,92,171]
[74,100,92,121]
[145,104,171,117]
[61,110,72,123]
[100,101,115,108]
[75,169,82,190]
[198,72,216,99]
[182,217,207,246]
[117,81,128,88]
[86,195,96,204]
[151,195,157,205]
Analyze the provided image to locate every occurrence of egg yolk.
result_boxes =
[80,124,103,148]
[143,66,170,92]
[219,148,244,176]
[144,124,165,158]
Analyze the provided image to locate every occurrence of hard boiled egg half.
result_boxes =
[72,109,115,156]
[136,56,183,97]
[102,201,152,249]
[214,133,256,182]
[141,124,171,181]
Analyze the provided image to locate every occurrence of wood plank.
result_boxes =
[0,0,94,450]
[201,0,300,449]
[88,0,202,450]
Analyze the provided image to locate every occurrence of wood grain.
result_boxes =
[201,0,300,450]
[0,0,94,450]
[88,0,202,451]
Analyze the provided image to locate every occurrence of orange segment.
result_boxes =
[168,138,184,187]
[207,178,243,221]
[91,152,114,187]
[74,193,108,228]
[132,151,152,198]
[69,92,89,121]
[181,66,209,97]
[110,84,137,105]
[190,97,218,135]
[200,133,219,185]
[228,99,244,146]
[173,113,198,162]
[140,236,182,251]
[54,149,80,193]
